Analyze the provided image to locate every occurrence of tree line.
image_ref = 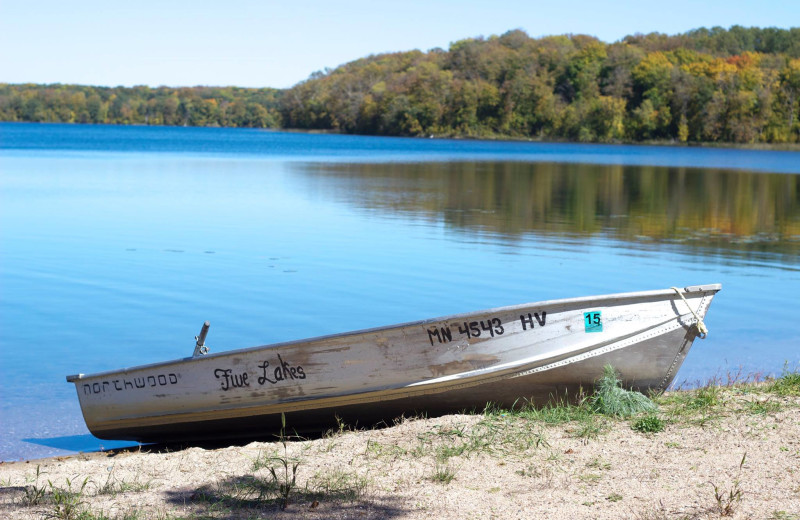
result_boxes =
[0,84,282,128]
[2,26,800,144]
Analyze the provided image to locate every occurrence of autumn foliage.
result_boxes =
[2,26,800,144]
[280,26,800,143]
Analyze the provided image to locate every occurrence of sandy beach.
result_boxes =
[2,378,798,520]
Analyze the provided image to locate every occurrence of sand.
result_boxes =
[1,384,798,520]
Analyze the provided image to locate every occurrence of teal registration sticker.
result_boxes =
[584,311,603,333]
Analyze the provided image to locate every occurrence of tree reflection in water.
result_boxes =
[296,161,800,262]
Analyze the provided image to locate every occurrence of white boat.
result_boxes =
[67,284,720,442]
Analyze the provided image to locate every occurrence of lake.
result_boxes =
[1,122,798,461]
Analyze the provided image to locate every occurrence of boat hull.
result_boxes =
[67,285,720,442]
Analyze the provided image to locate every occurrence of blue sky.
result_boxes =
[1,0,797,89]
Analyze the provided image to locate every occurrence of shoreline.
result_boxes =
[4,121,800,152]
[2,375,798,519]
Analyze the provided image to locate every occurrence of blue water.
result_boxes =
[4,122,800,172]
[1,123,799,461]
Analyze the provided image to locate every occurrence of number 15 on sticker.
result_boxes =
[584,311,602,333]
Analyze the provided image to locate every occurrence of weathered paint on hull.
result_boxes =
[68,285,719,442]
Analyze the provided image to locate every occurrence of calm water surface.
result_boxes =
[1,123,799,461]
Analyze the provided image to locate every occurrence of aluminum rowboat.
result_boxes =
[67,284,720,442]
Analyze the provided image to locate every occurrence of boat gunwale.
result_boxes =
[66,284,721,383]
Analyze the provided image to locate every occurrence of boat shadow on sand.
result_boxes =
[21,412,430,460]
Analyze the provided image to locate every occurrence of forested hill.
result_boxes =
[3,26,800,144]
[282,26,800,144]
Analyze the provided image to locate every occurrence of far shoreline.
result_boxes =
[3,120,800,152]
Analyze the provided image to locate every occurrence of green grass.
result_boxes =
[632,414,665,434]
[511,396,596,424]
[21,465,47,506]
[710,452,746,517]
[654,368,800,426]
[586,457,612,471]
[477,365,665,442]
[485,366,798,443]
[656,382,726,426]
[429,461,457,484]
[767,368,800,396]
[365,439,409,459]
[745,397,783,415]
[690,384,724,410]
[488,396,608,441]
[189,413,371,513]
[306,467,369,501]
[48,476,90,520]
[571,416,608,440]
[587,365,658,418]
[192,466,369,511]
[254,413,301,510]
[78,510,145,520]
[95,464,152,496]
[412,414,548,462]
[578,472,603,484]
